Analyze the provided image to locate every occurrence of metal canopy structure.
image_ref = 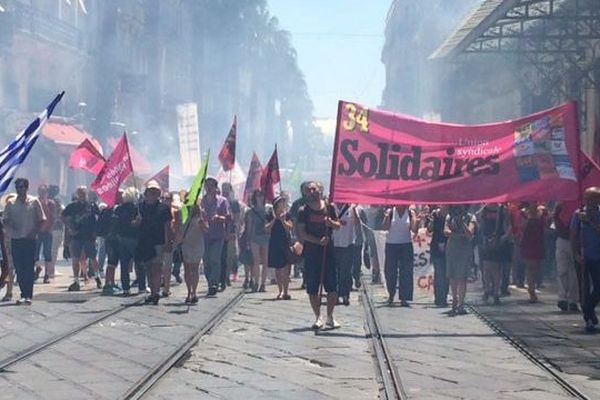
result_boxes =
[432,0,600,59]
[431,0,600,137]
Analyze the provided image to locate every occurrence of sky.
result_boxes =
[268,0,391,120]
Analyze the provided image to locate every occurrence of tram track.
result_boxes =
[468,304,592,400]
[361,278,407,400]
[0,295,146,372]
[121,290,245,400]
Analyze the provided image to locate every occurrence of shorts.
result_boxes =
[36,231,53,262]
[70,239,97,260]
[303,244,337,295]
[144,245,164,270]
[106,238,120,266]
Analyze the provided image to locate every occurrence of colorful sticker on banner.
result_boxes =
[551,140,568,156]
[514,140,535,156]
[551,127,565,140]
[516,155,540,182]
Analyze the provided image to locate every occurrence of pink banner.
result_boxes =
[69,139,106,175]
[331,101,581,205]
[91,134,133,207]
[558,152,600,225]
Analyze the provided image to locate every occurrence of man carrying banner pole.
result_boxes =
[297,181,341,329]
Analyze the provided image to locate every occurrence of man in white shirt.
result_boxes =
[3,178,46,305]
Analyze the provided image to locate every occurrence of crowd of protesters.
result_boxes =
[0,176,599,333]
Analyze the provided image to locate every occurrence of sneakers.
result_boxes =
[34,266,42,282]
[493,296,501,306]
[1,295,12,302]
[144,294,159,305]
[218,283,226,292]
[43,275,50,284]
[325,317,341,329]
[343,296,350,306]
[207,286,218,296]
[585,320,597,334]
[456,306,467,315]
[102,285,118,295]
[161,291,171,298]
[242,278,249,290]
[557,300,568,312]
[399,299,410,307]
[122,289,131,297]
[258,284,266,293]
[68,281,81,292]
[311,317,324,330]
[95,277,103,289]
[174,275,183,284]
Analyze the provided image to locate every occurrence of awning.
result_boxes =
[107,137,152,175]
[43,122,103,154]
[431,0,600,59]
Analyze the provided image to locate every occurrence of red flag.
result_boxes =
[243,152,263,204]
[69,139,106,175]
[218,116,236,171]
[146,165,170,193]
[260,146,280,202]
[558,151,600,225]
[91,134,133,207]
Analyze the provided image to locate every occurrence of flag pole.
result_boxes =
[276,144,282,195]
[125,132,139,192]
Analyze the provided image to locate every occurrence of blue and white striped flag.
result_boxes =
[0,91,65,193]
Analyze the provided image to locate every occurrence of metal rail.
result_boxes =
[468,304,591,400]
[121,290,245,400]
[0,296,145,372]
[361,278,406,400]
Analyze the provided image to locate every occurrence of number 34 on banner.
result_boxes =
[342,103,369,134]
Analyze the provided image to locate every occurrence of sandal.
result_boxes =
[276,293,282,300]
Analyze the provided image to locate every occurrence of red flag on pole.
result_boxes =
[218,116,236,172]
[145,165,170,193]
[260,146,280,202]
[243,152,263,204]
[91,133,133,207]
[558,151,600,225]
[69,139,106,175]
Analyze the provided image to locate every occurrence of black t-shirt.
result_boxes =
[96,207,114,238]
[138,201,171,245]
[298,203,337,246]
[114,202,140,239]
[62,201,99,240]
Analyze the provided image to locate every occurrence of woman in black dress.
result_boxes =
[267,196,294,300]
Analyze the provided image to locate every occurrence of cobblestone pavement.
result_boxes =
[473,284,600,398]
[368,283,576,400]
[146,285,381,400]
[2,264,598,399]
[0,263,241,400]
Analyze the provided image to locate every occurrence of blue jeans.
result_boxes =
[204,239,224,289]
[12,238,36,299]
[118,237,137,291]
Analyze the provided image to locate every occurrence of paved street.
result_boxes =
[1,265,599,399]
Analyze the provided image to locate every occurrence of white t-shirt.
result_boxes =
[333,205,355,248]
[386,208,412,244]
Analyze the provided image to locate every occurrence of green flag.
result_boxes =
[182,150,210,224]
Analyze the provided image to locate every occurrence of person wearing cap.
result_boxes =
[62,186,101,292]
[135,180,172,305]
[266,196,293,300]
[570,186,600,333]
[201,177,231,296]
[297,181,341,330]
